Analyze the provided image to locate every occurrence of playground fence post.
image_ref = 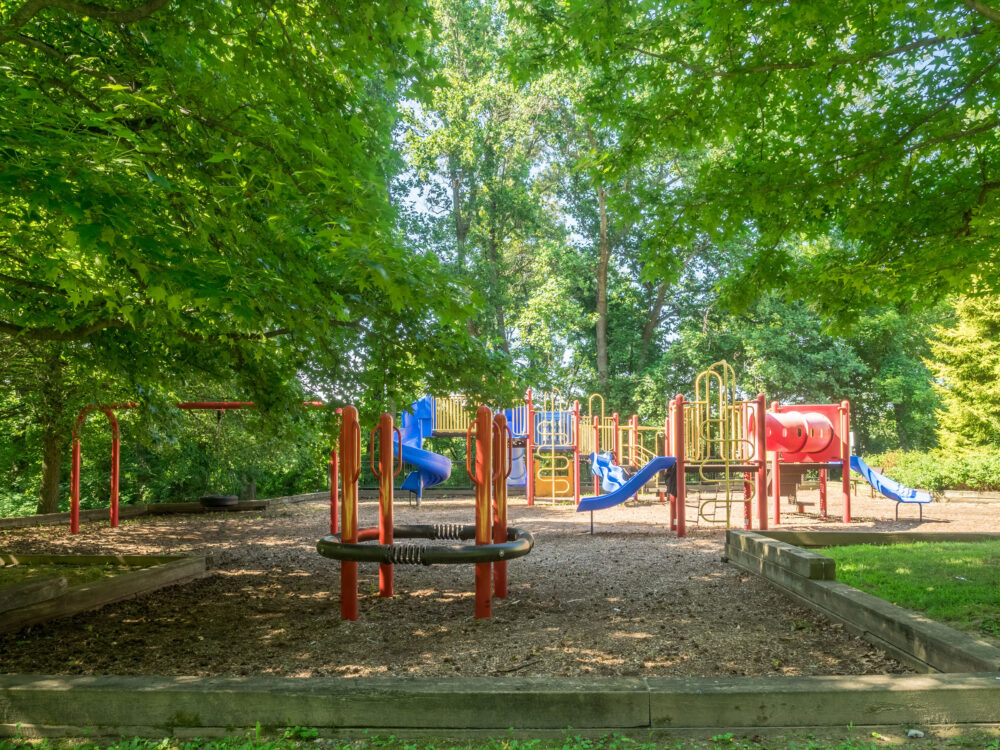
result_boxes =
[471,405,493,618]
[372,412,396,598]
[492,412,510,598]
[755,394,768,531]
[819,468,827,518]
[108,409,120,529]
[840,400,851,523]
[525,388,535,507]
[592,415,600,496]
[329,448,338,535]
[673,395,686,538]
[70,437,81,534]
[340,406,361,621]
[771,400,781,526]
[573,400,581,505]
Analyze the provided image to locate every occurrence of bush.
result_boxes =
[865,449,1000,491]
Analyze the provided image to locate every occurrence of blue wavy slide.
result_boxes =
[395,396,452,498]
[578,454,677,512]
[849,455,932,505]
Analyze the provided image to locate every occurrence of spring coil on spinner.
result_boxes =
[432,523,464,540]
[387,543,425,565]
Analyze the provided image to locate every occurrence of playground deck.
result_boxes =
[3,490,993,679]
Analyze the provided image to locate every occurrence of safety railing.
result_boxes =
[435,396,473,434]
[682,361,760,528]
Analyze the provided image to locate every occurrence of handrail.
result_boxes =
[465,420,477,485]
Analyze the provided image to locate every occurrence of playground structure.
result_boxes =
[66,362,931,537]
[419,390,671,506]
[581,362,855,536]
[317,405,534,620]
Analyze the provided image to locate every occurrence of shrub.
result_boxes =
[865,449,1000,491]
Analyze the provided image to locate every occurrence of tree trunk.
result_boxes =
[486,223,510,353]
[450,156,468,267]
[638,281,668,369]
[37,422,66,515]
[595,184,610,391]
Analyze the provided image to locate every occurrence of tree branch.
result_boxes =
[1,0,170,44]
[0,318,127,341]
[964,0,1000,25]
[618,28,983,77]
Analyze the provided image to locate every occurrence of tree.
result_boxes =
[402,0,557,354]
[928,295,1000,447]
[514,0,1000,323]
[1,0,509,511]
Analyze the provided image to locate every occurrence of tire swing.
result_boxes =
[317,405,534,621]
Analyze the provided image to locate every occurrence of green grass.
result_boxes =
[823,541,1000,640]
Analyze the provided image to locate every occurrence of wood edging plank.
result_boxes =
[0,673,998,737]
[0,557,208,635]
[725,532,1000,674]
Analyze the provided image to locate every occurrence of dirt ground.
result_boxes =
[1,488,996,679]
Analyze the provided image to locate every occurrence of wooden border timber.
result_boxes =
[749,530,1000,548]
[0,496,300,532]
[0,554,208,634]
[1,673,999,740]
[725,530,1000,673]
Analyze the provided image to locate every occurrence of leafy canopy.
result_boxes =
[513,0,1000,322]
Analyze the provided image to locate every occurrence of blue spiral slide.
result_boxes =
[577,454,677,512]
[395,396,451,498]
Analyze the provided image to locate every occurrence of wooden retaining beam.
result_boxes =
[1,673,999,739]
[724,530,1000,674]
[0,554,209,635]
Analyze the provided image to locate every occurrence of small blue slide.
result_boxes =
[396,396,452,498]
[577,455,677,512]
[850,455,932,519]
[849,456,932,504]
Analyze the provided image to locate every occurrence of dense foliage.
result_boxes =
[868,450,1000,492]
[513,0,1000,322]
[928,294,1000,447]
[3,0,1000,513]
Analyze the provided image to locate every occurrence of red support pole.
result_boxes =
[819,467,828,519]
[673,396,686,538]
[771,401,781,526]
[470,405,493,618]
[70,437,81,535]
[592,416,600,496]
[492,413,511,598]
[525,389,535,507]
[756,395,769,531]
[373,413,395,598]
[340,406,361,621]
[103,408,120,529]
[840,400,851,523]
[573,401,581,506]
[110,433,120,528]
[329,448,338,535]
